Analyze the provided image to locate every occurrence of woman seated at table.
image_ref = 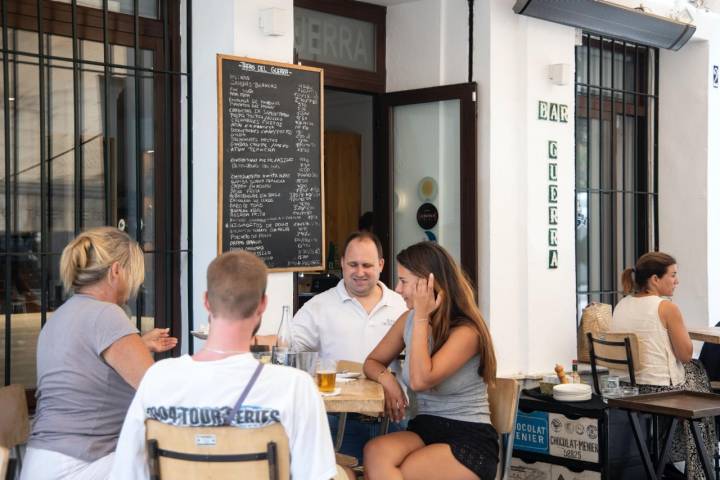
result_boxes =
[611,251,715,479]
[362,242,498,480]
[21,227,177,480]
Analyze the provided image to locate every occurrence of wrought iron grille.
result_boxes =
[0,0,193,388]
[575,32,659,320]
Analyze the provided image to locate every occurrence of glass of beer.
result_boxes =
[316,358,337,393]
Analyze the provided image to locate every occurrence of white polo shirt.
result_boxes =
[292,280,407,363]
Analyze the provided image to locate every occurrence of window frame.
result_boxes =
[0,0,187,392]
[293,0,386,94]
[574,32,659,320]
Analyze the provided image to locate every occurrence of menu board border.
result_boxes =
[216,54,326,272]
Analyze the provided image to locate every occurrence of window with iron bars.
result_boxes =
[0,0,190,392]
[575,33,659,321]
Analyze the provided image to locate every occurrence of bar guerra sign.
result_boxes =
[538,100,568,269]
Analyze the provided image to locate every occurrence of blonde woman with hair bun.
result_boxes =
[21,227,177,480]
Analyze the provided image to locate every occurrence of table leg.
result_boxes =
[654,417,678,479]
[628,410,658,480]
[690,419,715,480]
[334,412,348,452]
[652,415,660,462]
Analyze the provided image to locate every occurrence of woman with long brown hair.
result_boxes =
[363,242,497,480]
[612,251,715,478]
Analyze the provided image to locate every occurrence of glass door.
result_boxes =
[376,83,477,286]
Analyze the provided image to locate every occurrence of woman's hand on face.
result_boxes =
[142,328,178,353]
[413,273,443,319]
[380,375,408,423]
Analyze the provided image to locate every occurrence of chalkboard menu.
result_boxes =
[217,55,325,271]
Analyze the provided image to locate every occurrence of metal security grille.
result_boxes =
[575,33,659,319]
[0,0,193,388]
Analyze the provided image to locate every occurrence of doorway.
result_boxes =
[296,88,375,308]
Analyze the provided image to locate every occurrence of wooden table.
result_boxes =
[609,391,720,480]
[688,327,720,344]
[322,378,384,415]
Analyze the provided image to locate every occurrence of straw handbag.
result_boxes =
[577,303,612,363]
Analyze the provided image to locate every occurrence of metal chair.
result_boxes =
[586,331,640,393]
[145,420,290,480]
[488,378,520,480]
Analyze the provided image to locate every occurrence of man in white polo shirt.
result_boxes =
[292,231,407,461]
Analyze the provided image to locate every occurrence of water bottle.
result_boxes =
[273,305,295,366]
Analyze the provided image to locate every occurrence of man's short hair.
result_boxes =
[343,231,383,259]
[207,251,267,319]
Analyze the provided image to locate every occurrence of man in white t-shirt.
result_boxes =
[110,251,340,480]
[292,231,408,461]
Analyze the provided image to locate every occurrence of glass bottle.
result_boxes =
[273,305,297,366]
[571,359,582,384]
[276,305,293,350]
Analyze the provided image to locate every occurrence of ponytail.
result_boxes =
[59,227,144,296]
[621,267,634,294]
[60,235,95,292]
[622,252,676,295]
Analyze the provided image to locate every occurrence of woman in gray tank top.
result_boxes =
[363,242,498,480]
[21,227,177,480]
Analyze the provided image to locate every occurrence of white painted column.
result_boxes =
[187,0,294,353]
[659,41,710,331]
[478,1,577,376]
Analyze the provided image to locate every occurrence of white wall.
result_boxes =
[187,0,295,352]
[386,0,466,90]
[658,9,720,337]
[386,0,577,376]
[482,1,577,376]
[659,41,709,330]
[707,25,720,331]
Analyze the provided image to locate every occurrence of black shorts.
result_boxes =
[407,414,499,480]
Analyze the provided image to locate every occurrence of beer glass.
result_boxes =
[316,358,337,393]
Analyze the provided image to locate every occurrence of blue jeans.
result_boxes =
[328,413,407,463]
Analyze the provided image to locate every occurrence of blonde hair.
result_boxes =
[207,251,267,319]
[60,227,145,297]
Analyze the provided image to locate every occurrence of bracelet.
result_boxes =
[377,369,389,382]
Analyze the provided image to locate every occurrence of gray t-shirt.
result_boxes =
[29,294,139,461]
[401,310,491,424]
